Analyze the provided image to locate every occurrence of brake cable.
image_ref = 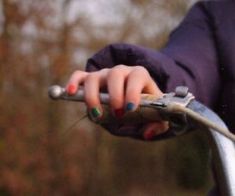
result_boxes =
[48,85,235,142]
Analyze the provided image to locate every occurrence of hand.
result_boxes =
[66,65,169,140]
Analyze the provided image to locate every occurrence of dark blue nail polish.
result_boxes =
[125,102,135,111]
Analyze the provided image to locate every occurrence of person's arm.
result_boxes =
[86,1,221,109]
[67,2,221,140]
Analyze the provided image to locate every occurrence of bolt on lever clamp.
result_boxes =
[140,86,196,136]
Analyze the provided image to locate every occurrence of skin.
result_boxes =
[66,65,168,140]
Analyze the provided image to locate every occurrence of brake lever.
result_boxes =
[48,85,235,142]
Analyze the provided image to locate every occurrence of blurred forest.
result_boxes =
[0,0,214,195]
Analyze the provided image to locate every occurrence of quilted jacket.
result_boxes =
[86,1,235,134]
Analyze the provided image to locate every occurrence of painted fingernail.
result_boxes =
[67,84,76,95]
[143,129,156,140]
[125,102,136,112]
[90,107,102,119]
[114,108,124,118]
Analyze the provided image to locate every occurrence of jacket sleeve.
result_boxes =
[86,2,221,108]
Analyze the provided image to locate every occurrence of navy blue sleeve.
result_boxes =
[86,2,221,109]
[161,2,221,108]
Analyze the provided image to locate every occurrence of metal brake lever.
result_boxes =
[48,85,235,142]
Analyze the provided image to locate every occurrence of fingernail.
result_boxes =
[67,84,76,95]
[125,102,136,112]
[114,108,124,118]
[143,129,156,140]
[90,107,102,119]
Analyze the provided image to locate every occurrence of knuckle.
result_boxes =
[107,67,128,81]
[115,64,126,70]
[72,70,84,77]
[70,70,88,81]
[85,72,99,82]
[133,66,148,74]
[131,66,151,85]
[115,64,133,73]
[100,68,109,75]
[107,68,122,79]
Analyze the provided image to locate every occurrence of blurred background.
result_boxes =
[0,0,214,195]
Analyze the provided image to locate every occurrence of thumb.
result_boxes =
[142,122,169,140]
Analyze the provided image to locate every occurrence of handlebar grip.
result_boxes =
[48,85,164,124]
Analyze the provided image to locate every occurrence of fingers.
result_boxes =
[107,65,131,114]
[66,69,109,119]
[66,70,88,95]
[105,65,162,115]
[84,70,108,110]
[66,65,163,119]
[125,66,163,111]
[65,65,168,139]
